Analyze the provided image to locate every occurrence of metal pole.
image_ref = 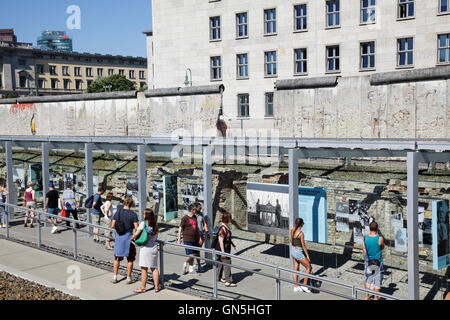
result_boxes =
[42,142,50,227]
[73,228,77,259]
[352,285,357,300]
[212,250,218,299]
[203,146,213,264]
[137,145,147,221]
[5,206,9,239]
[276,267,281,300]
[159,242,165,288]
[288,149,299,271]
[85,143,94,236]
[37,211,41,248]
[407,151,419,300]
[5,141,16,221]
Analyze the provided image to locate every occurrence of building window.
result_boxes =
[19,75,27,88]
[440,0,449,13]
[87,80,93,87]
[236,12,248,38]
[210,56,222,80]
[294,4,307,31]
[140,82,146,89]
[265,92,274,117]
[398,0,414,19]
[119,69,124,76]
[294,48,307,74]
[51,79,58,89]
[38,79,45,89]
[238,94,249,117]
[264,9,277,35]
[49,65,57,75]
[76,80,83,90]
[129,70,135,79]
[74,67,81,76]
[97,68,103,77]
[326,1,340,28]
[63,79,70,90]
[62,66,70,76]
[438,34,450,64]
[86,67,93,77]
[397,37,414,67]
[236,54,248,79]
[326,45,340,72]
[264,51,277,76]
[210,16,221,41]
[361,0,376,23]
[108,69,114,76]
[360,41,375,70]
[139,70,145,79]
[36,64,44,74]
[18,59,26,66]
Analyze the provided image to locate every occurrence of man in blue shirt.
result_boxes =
[91,186,105,242]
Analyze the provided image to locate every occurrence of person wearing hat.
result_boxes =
[45,182,60,234]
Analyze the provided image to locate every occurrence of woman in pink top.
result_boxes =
[23,181,36,228]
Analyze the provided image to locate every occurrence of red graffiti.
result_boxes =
[9,103,35,114]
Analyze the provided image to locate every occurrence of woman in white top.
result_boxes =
[0,182,9,228]
[100,192,114,250]
[130,208,160,293]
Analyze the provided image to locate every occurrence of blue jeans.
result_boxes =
[46,208,59,219]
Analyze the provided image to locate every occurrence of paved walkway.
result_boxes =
[0,219,362,300]
[0,239,202,300]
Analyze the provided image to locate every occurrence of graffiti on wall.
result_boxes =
[9,103,36,114]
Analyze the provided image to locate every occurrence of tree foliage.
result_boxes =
[86,74,136,93]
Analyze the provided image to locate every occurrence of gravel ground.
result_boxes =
[0,271,80,300]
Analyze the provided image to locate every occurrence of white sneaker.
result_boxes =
[188,265,195,274]
[293,286,302,293]
[51,226,58,234]
[300,286,311,293]
[182,262,188,274]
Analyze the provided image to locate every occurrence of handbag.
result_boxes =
[114,208,127,236]
[58,209,67,222]
[135,221,148,246]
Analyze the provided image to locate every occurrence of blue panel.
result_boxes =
[432,199,450,270]
[298,187,327,244]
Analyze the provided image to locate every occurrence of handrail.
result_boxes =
[0,202,402,300]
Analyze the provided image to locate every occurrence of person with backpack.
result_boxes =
[290,218,312,293]
[90,186,105,243]
[62,182,79,229]
[110,197,139,284]
[130,208,160,293]
[0,181,9,228]
[362,221,384,300]
[178,203,201,274]
[215,212,237,287]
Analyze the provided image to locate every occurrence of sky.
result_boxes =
[0,0,152,57]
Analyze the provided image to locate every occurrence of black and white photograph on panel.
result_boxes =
[247,182,289,237]
[349,199,371,224]
[152,180,163,203]
[394,227,407,252]
[64,172,76,191]
[418,204,432,248]
[13,165,25,191]
[181,183,204,214]
[354,221,364,244]
[391,211,404,228]
[126,177,139,207]
[336,202,350,232]
[82,173,99,195]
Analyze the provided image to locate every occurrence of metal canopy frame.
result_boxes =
[1,135,450,300]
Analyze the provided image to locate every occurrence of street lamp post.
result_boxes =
[184,68,192,87]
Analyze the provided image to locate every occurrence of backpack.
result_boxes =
[210,225,228,251]
[114,209,127,236]
[84,195,94,209]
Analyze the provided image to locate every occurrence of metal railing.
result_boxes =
[0,202,402,300]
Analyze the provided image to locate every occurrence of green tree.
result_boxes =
[86,74,136,93]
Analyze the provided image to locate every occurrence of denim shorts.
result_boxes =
[46,208,59,219]
[365,261,384,288]
[292,247,306,261]
[184,240,199,256]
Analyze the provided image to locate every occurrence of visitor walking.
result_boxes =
[131,209,160,293]
[45,182,60,234]
[24,181,36,228]
[290,218,312,293]
[91,186,105,243]
[100,192,114,250]
[362,221,385,300]
[217,212,237,287]
[0,182,9,228]
[110,197,139,284]
[194,202,209,272]
[62,183,79,229]
[178,203,200,274]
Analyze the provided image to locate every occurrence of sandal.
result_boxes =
[133,288,146,293]
[155,288,160,293]
[219,278,227,283]
[225,282,237,287]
